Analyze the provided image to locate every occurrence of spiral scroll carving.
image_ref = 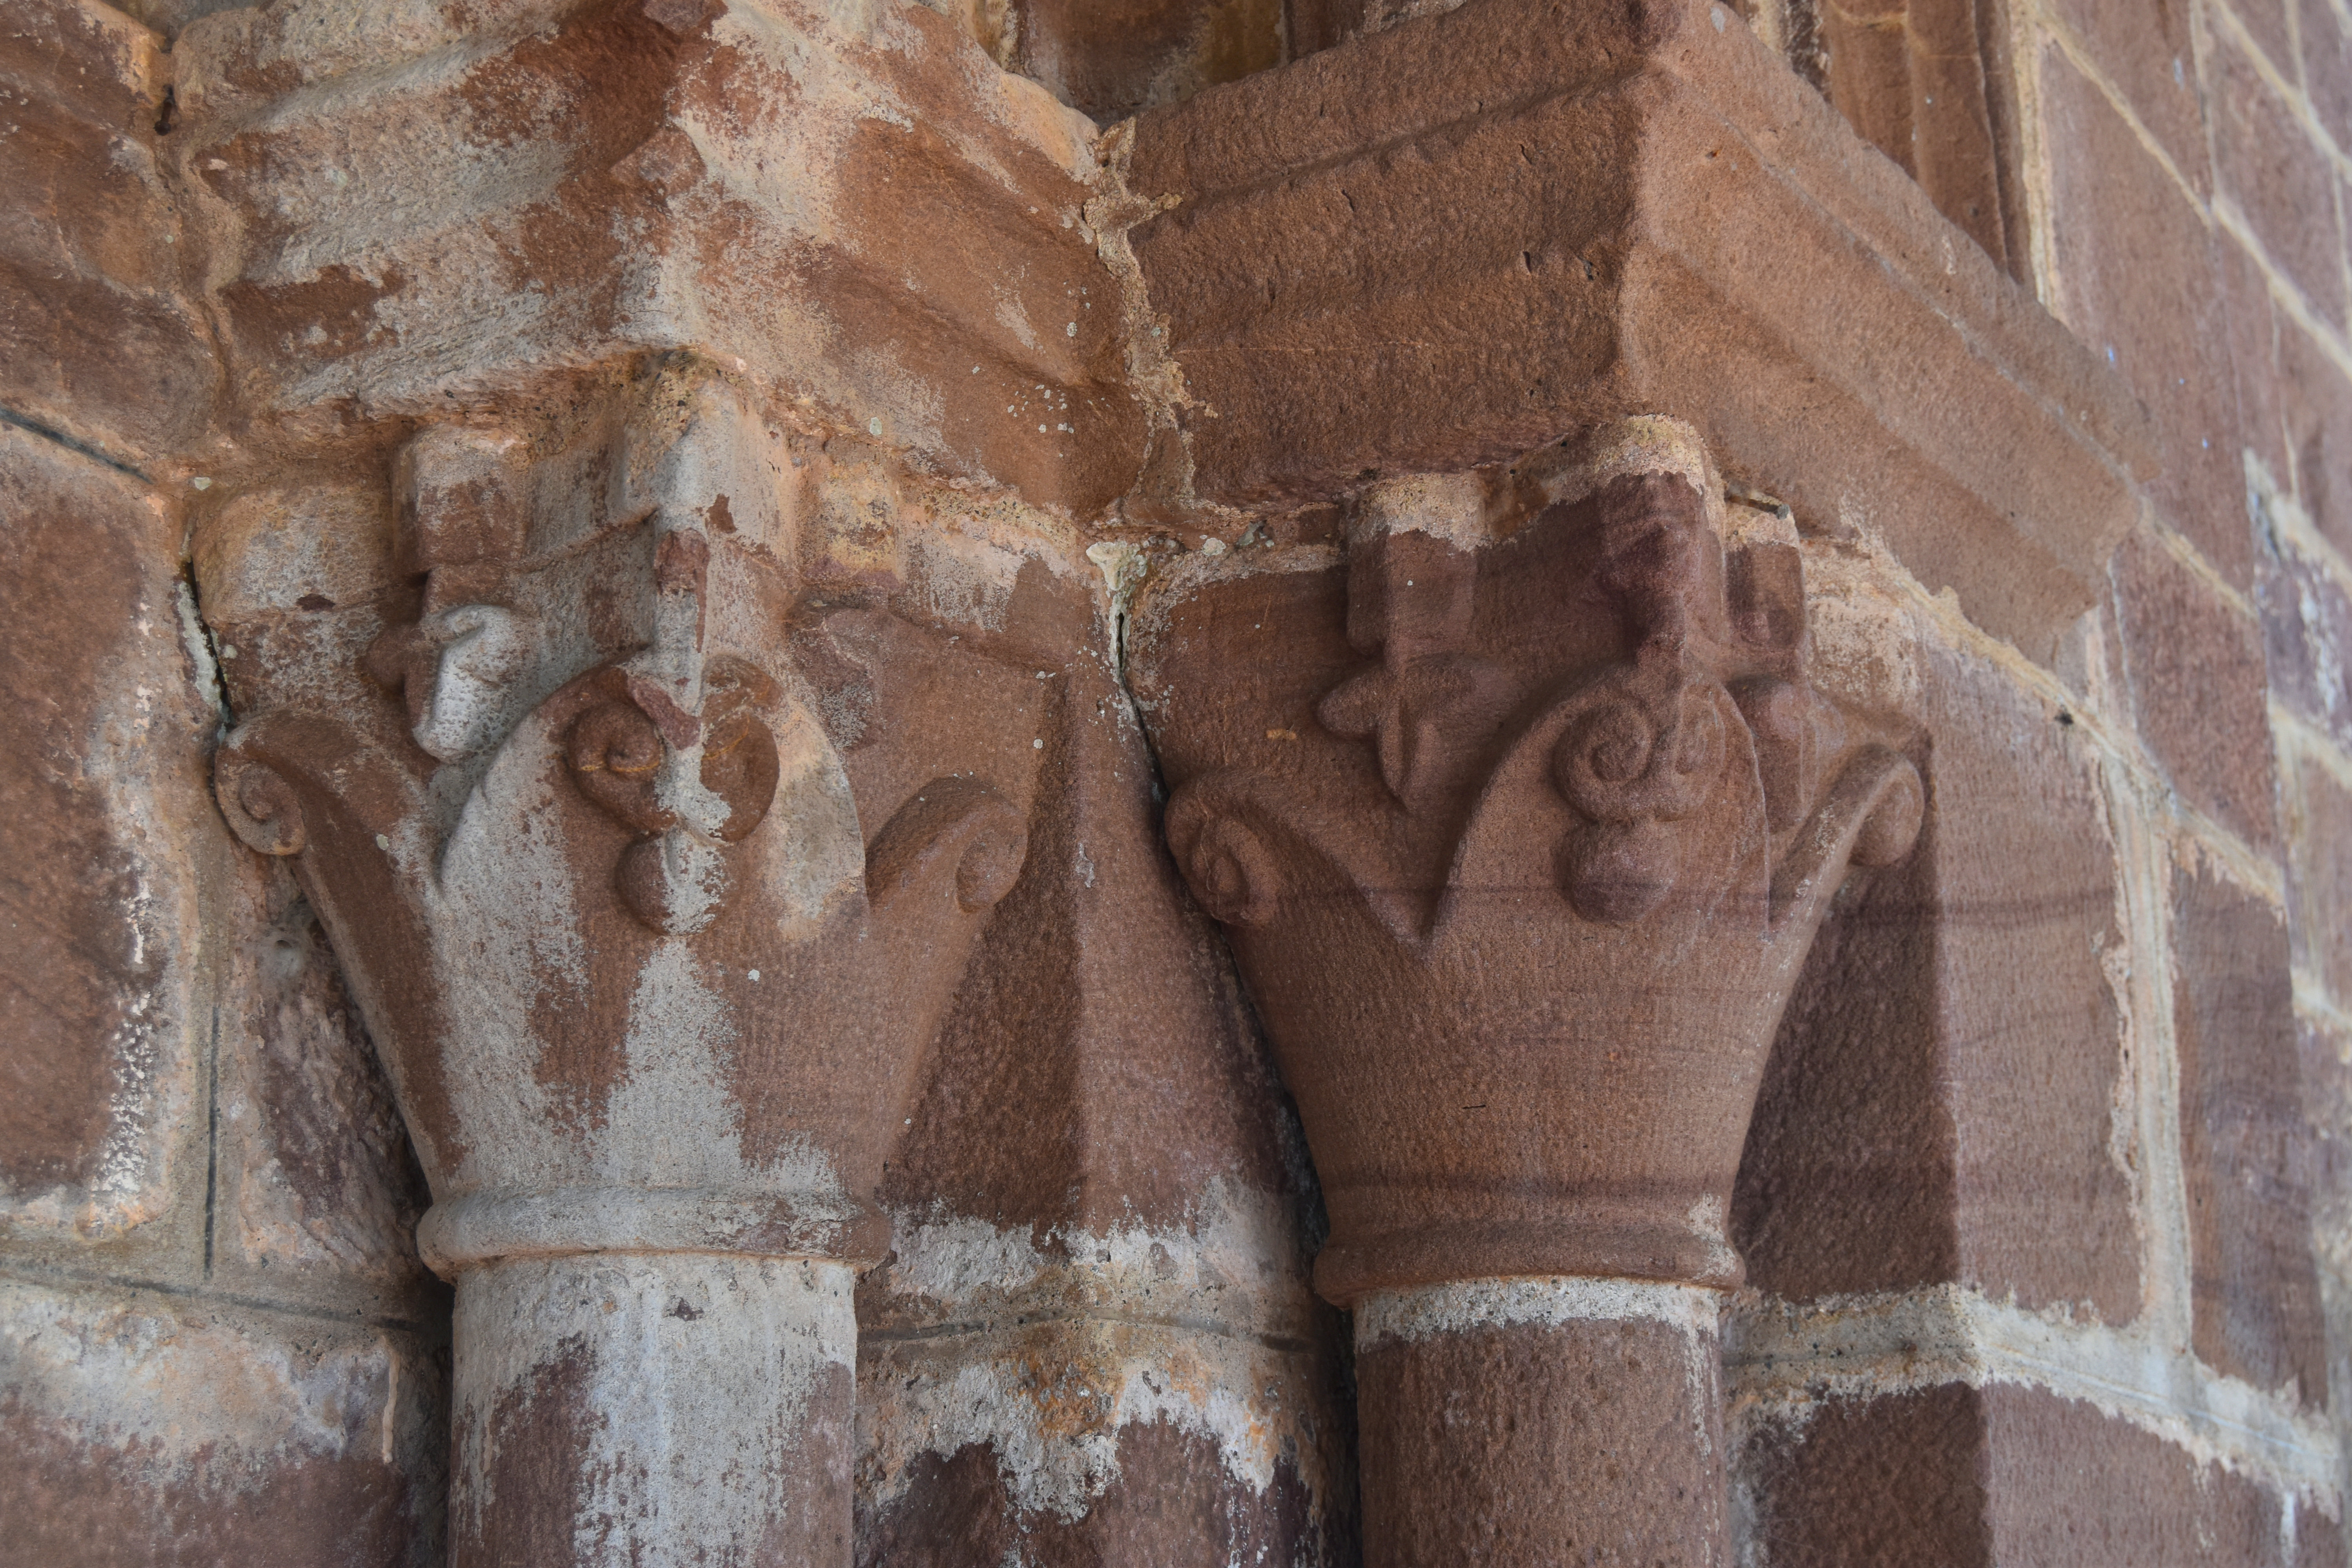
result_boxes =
[214,749,307,857]
[557,664,781,935]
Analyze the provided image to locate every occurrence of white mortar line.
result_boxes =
[1726,1286,2342,1507]
[1354,1276,1723,1349]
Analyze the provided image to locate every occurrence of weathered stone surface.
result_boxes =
[2277,319,2352,558]
[856,1297,1350,1567]
[2285,748,2352,1004]
[1737,1384,1992,1567]
[988,0,1284,121]
[0,429,216,1247]
[452,1254,853,1568]
[211,864,440,1318]
[1356,1283,1728,1567]
[2112,526,2279,849]
[189,358,1353,1557]
[174,0,1142,515]
[0,0,215,466]
[2306,0,2352,167]
[1920,634,2141,1321]
[0,1276,448,1568]
[2303,1007,2352,1474]
[1982,1385,2309,1564]
[200,372,1080,1555]
[2172,857,2328,1403]
[859,1417,1338,1568]
[2257,504,2352,753]
[2210,27,2348,331]
[2042,47,2250,584]
[1122,0,2156,660]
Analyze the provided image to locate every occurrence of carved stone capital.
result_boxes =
[210,380,1040,1274]
[1131,419,1922,1304]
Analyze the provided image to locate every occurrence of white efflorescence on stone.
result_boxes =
[1354,1275,1725,1350]
[1,1277,417,1484]
[860,1178,1328,1521]
[454,1254,855,1566]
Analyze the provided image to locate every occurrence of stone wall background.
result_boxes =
[1,0,2350,1560]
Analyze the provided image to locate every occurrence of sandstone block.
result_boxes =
[1744,1381,2332,1565]
[2212,28,2349,329]
[2226,232,2296,494]
[2303,0,2352,165]
[2043,47,2251,584]
[2112,526,2279,850]
[2256,511,2352,752]
[2285,746,2352,1005]
[1734,812,1960,1300]
[1923,635,2141,1320]
[1982,1384,2311,1563]
[2172,857,2328,1403]
[2045,0,2210,196]
[1744,626,2145,1318]
[2235,0,2298,80]
[0,0,214,465]
[0,1276,448,1568]
[1124,0,2156,661]
[1738,1384,1992,1566]
[2301,1009,2352,1431]
[0,429,216,1250]
[2278,317,2352,557]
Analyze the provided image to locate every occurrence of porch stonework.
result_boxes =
[2,0,2348,1561]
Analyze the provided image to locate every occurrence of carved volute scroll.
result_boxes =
[209,376,1042,1275]
[1129,418,1924,1305]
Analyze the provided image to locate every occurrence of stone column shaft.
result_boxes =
[1355,1279,1728,1567]
[451,1251,857,1568]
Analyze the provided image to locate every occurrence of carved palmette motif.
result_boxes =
[1132,428,1924,1303]
[1156,465,1920,945]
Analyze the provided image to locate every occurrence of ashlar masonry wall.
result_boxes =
[0,0,2347,1561]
